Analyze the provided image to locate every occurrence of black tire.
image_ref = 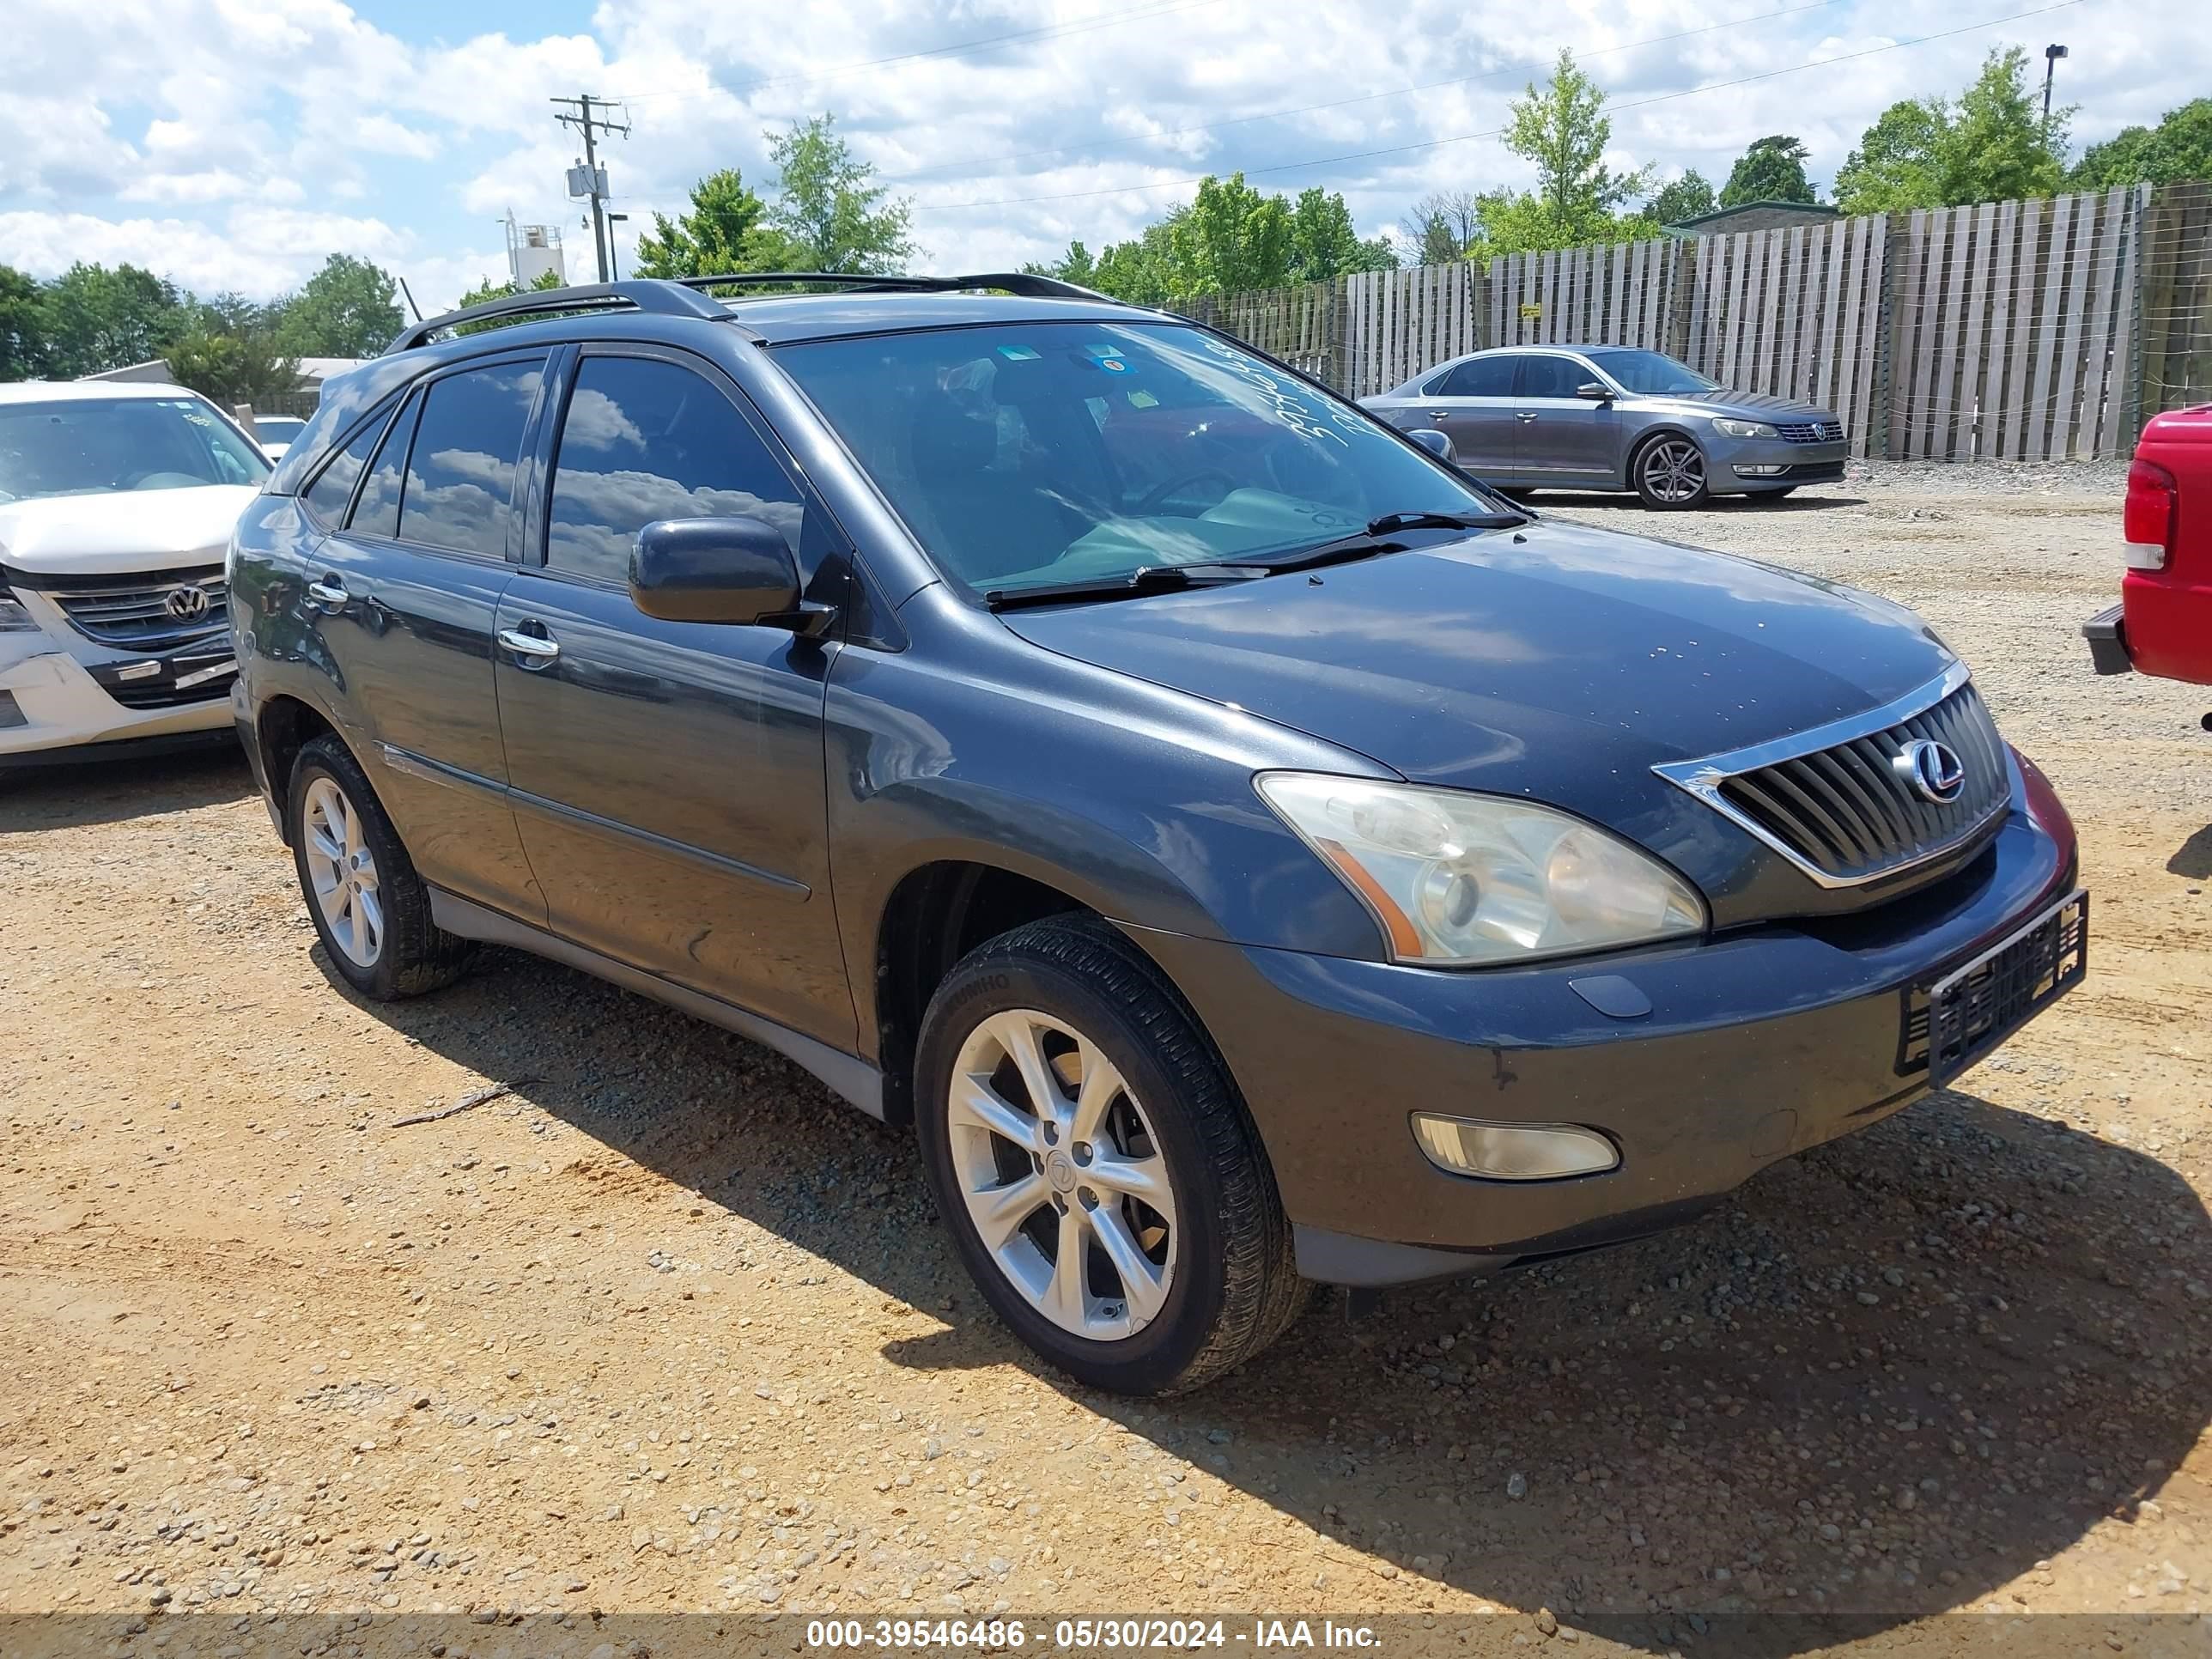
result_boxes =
[914,916,1305,1395]
[1630,433,1711,509]
[288,734,471,1000]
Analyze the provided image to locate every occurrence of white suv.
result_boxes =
[1,382,269,766]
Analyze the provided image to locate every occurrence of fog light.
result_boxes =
[1411,1113,1619,1181]
[1733,463,1786,477]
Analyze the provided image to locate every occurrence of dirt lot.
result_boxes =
[3,462,2209,1650]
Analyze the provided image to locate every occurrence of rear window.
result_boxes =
[301,401,398,528]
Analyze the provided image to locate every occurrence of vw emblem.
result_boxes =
[1895,738,1966,805]
[164,585,212,622]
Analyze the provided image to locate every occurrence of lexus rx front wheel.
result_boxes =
[914,917,1304,1394]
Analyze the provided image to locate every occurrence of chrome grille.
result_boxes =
[51,568,228,652]
[1656,669,2011,888]
[1775,419,1845,444]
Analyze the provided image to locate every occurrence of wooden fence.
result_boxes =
[1194,180,2212,463]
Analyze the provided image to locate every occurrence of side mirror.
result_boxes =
[1577,381,1614,403]
[629,515,833,635]
[1407,427,1454,459]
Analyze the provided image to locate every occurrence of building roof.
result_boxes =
[1,379,208,405]
[1663,200,1841,235]
[295,357,368,381]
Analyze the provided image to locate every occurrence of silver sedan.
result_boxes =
[1362,344,1847,509]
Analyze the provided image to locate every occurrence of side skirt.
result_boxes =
[428,889,887,1121]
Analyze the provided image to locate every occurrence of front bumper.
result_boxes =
[0,630,234,763]
[1705,434,1848,494]
[1132,797,2075,1286]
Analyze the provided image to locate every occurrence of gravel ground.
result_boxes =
[2,463,2209,1654]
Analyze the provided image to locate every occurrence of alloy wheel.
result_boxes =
[302,776,383,968]
[1640,438,1707,504]
[945,1009,1178,1341]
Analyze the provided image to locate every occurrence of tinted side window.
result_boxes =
[1517,356,1590,399]
[303,400,395,527]
[348,390,416,539]
[396,358,545,559]
[1440,357,1516,397]
[547,356,805,586]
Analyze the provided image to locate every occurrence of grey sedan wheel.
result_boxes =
[1634,435,1710,509]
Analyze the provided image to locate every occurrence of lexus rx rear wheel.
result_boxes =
[1632,434,1710,509]
[915,917,1304,1394]
[288,735,471,1000]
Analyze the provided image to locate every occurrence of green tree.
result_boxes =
[1834,49,2070,216]
[1942,46,2069,204]
[1650,169,1717,225]
[632,168,792,277]
[1024,240,1098,286]
[1089,220,1182,306]
[2070,97,2212,189]
[1287,187,1395,282]
[1720,136,1816,207]
[2,264,51,380]
[37,264,190,378]
[273,254,403,357]
[1169,173,1292,295]
[1833,99,1948,214]
[165,327,301,410]
[1498,49,1654,249]
[763,114,915,274]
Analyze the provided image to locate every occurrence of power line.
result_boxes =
[552,94,631,283]
[912,0,2088,215]
[611,0,1229,103]
[880,0,1846,185]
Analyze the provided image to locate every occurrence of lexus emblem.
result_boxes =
[164,586,212,622]
[1896,738,1966,805]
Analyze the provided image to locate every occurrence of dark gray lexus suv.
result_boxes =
[229,274,2085,1395]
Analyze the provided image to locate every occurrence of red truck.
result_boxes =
[2085,404,2212,726]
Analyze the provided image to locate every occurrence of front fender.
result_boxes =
[823,626,1397,1055]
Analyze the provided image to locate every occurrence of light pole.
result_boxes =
[607,213,629,283]
[2043,43,2069,125]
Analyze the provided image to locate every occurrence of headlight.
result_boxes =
[1256,773,1706,967]
[0,592,40,633]
[1712,417,1780,440]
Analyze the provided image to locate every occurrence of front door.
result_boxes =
[492,346,854,1049]
[293,354,548,920]
[1424,355,1519,481]
[1512,353,1623,484]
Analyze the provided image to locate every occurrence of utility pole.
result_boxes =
[551,94,629,283]
[2042,43,2069,125]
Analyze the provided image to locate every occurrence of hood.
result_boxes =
[1639,388,1837,422]
[1001,519,1954,908]
[0,485,257,577]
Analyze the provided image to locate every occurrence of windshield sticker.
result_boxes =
[996,344,1040,361]
[1127,389,1159,409]
[1098,358,1127,373]
[1195,335,1363,447]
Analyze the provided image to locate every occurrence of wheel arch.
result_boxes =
[1623,421,1704,489]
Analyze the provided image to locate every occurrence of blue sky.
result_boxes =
[3,0,2204,315]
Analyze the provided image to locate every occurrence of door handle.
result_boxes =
[1427,410,1451,422]
[1516,411,1539,422]
[496,626,560,662]
[306,576,347,605]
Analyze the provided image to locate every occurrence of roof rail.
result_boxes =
[386,280,734,353]
[672,270,1111,302]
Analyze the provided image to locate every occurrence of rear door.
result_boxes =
[492,344,854,1048]
[1512,352,1622,483]
[1423,356,1518,480]
[294,351,548,920]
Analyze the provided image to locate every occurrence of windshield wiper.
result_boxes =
[984,562,1268,611]
[1364,509,1526,535]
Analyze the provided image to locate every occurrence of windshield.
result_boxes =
[0,397,270,503]
[254,416,307,441]
[776,321,1509,597]
[1584,349,1720,397]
